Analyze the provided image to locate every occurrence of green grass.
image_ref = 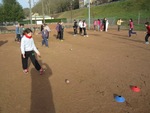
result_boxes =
[58,1,148,20]
[56,0,150,30]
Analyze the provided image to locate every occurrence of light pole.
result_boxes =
[70,0,74,23]
[88,0,91,30]
[29,0,33,27]
[42,0,45,23]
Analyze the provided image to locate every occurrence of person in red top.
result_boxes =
[145,22,150,44]
[128,18,137,37]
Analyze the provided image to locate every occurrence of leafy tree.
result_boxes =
[1,0,25,22]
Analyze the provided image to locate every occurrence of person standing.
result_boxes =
[82,20,88,37]
[15,23,21,42]
[117,18,124,31]
[128,18,137,37]
[44,24,51,39]
[41,26,49,47]
[78,20,83,35]
[97,19,101,31]
[73,19,78,36]
[102,18,106,31]
[93,20,97,31]
[20,24,25,39]
[105,19,109,32]
[20,28,43,75]
[55,22,60,39]
[58,22,64,41]
[144,22,150,44]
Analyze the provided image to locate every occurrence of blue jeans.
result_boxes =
[42,37,48,47]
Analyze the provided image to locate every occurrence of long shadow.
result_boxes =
[30,60,55,113]
[107,32,144,43]
[0,40,8,46]
[105,32,150,51]
[67,31,74,35]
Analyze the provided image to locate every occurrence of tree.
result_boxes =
[1,0,25,22]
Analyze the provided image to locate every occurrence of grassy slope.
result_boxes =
[57,0,150,21]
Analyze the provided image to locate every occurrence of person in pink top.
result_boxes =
[93,20,97,31]
[145,22,150,44]
[97,19,101,31]
[128,18,137,37]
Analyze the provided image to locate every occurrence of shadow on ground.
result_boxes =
[30,60,55,113]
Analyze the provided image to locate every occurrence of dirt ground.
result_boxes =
[0,25,150,113]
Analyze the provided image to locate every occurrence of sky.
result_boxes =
[17,0,40,8]
[17,0,29,8]
[0,0,39,8]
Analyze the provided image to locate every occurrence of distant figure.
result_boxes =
[102,18,106,31]
[20,24,25,39]
[105,19,109,32]
[55,22,59,39]
[117,18,124,31]
[78,20,83,35]
[73,19,78,36]
[41,26,49,47]
[58,22,64,41]
[15,23,21,42]
[144,22,150,44]
[97,19,101,31]
[82,20,88,37]
[44,23,51,39]
[93,20,97,31]
[128,18,137,37]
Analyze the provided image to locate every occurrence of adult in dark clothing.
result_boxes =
[73,19,78,36]
[58,22,64,41]
[102,18,106,31]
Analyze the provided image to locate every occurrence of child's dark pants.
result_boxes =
[145,33,150,42]
[21,51,41,71]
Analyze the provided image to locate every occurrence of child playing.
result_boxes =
[20,28,43,75]
[41,26,49,47]
[128,18,137,37]
[82,20,88,37]
[145,22,150,44]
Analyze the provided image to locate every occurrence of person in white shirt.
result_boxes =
[105,19,109,32]
[78,20,83,35]
[82,20,88,37]
[20,28,43,75]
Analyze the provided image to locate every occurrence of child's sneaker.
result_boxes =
[23,69,28,74]
[145,42,149,44]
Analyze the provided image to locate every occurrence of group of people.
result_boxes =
[15,23,25,42]
[93,18,109,32]
[73,19,88,37]
[117,18,150,44]
[55,21,64,41]
[17,17,150,75]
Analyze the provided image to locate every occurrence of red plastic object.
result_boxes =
[131,86,140,92]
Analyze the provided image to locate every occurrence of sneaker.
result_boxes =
[145,42,149,44]
[23,69,28,74]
